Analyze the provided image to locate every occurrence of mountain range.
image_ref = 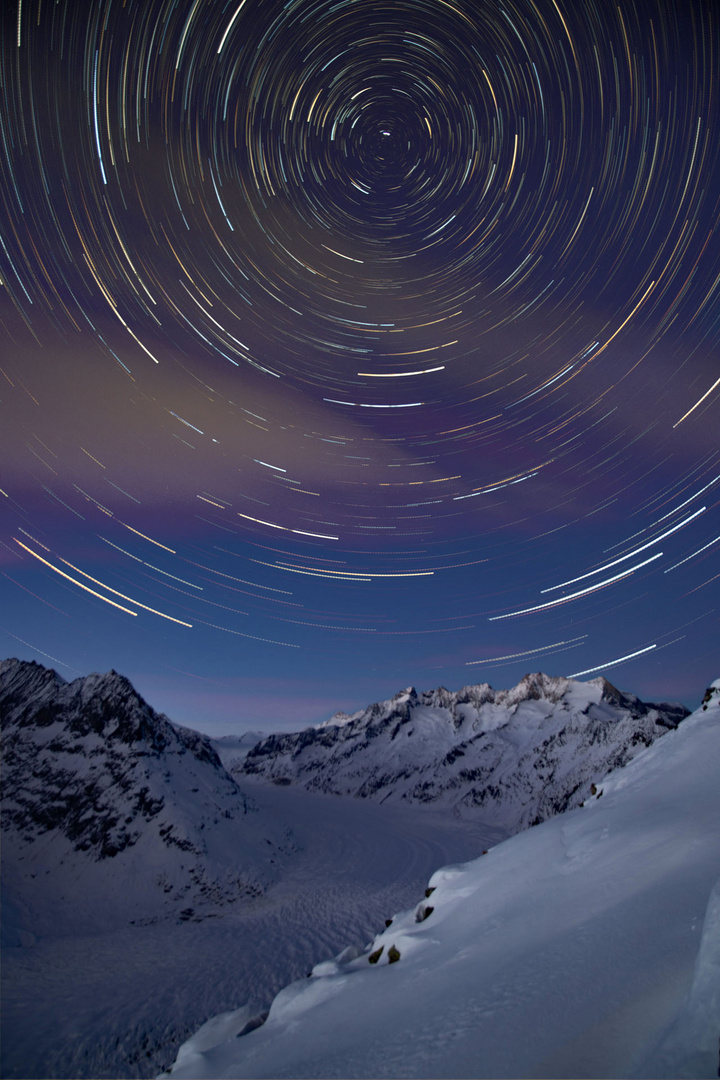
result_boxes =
[1,660,690,943]
[237,672,689,832]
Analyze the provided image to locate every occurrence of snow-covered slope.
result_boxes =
[0,659,294,942]
[166,679,720,1080]
[237,673,689,832]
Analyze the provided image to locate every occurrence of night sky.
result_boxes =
[1,0,718,735]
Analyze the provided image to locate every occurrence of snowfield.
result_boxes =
[165,679,720,1080]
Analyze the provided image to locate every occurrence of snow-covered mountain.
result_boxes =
[237,673,689,832]
[165,679,720,1080]
[0,658,294,943]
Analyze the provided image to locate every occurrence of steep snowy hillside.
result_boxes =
[166,679,720,1080]
[0,659,294,942]
[238,673,689,832]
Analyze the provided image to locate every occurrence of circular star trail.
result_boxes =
[1,0,719,729]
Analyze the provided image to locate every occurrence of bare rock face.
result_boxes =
[700,679,720,710]
[237,672,689,833]
[0,659,294,941]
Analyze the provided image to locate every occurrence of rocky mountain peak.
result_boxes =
[0,658,220,760]
[503,672,571,706]
[1,660,229,856]
[595,675,625,704]
[2,659,295,938]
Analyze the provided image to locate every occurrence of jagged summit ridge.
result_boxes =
[322,672,632,729]
[239,672,689,832]
[0,658,218,762]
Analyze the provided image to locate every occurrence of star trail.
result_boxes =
[1,0,718,732]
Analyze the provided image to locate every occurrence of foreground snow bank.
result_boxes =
[165,680,720,1079]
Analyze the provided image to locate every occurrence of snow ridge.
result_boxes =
[237,672,689,832]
